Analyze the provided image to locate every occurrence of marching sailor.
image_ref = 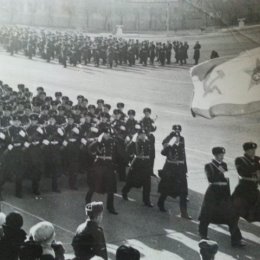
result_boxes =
[157,125,191,219]
[199,147,244,247]
[232,142,260,223]
[122,126,154,207]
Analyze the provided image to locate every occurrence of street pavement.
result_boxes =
[0,29,259,260]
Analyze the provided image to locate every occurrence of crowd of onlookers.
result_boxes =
[0,202,142,260]
[0,201,219,260]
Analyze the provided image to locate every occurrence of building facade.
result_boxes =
[0,0,259,32]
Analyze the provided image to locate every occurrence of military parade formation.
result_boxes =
[0,25,259,259]
[0,80,161,214]
[0,79,258,249]
[0,26,200,68]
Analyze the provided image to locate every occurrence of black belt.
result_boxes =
[210,182,228,186]
[240,177,258,183]
[167,159,184,165]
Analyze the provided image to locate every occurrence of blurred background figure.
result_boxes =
[193,41,201,65]
[210,50,219,59]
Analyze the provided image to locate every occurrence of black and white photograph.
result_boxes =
[0,0,259,259]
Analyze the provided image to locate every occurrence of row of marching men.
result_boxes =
[0,83,259,245]
[87,117,260,249]
[198,142,260,248]
[0,83,158,207]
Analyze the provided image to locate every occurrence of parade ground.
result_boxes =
[0,28,260,259]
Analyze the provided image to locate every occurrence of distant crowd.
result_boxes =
[0,26,202,68]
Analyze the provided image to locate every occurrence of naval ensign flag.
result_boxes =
[190,47,260,119]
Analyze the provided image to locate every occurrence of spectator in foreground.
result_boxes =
[0,212,27,260]
[72,201,107,260]
[199,240,218,260]
[116,245,140,260]
[21,221,65,260]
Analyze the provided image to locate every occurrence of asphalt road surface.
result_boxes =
[0,29,260,260]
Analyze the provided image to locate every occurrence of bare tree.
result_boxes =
[134,7,140,32]
[62,0,76,28]
[99,3,112,31]
[44,0,54,27]
[148,6,153,30]
[27,0,38,26]
[8,0,18,24]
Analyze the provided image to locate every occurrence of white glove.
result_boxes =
[63,140,68,147]
[0,132,5,140]
[81,138,87,145]
[135,124,141,130]
[57,128,64,136]
[42,139,50,145]
[132,133,138,143]
[8,144,13,151]
[91,127,99,133]
[168,136,177,146]
[98,133,104,143]
[24,142,30,148]
[72,127,80,134]
[19,130,26,137]
[125,136,130,143]
[120,125,126,131]
[37,127,44,135]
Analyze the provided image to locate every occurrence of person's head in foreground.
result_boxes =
[116,245,140,260]
[5,211,24,230]
[85,201,104,225]
[199,240,218,260]
[23,221,64,260]
[0,212,27,260]
[30,221,55,245]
